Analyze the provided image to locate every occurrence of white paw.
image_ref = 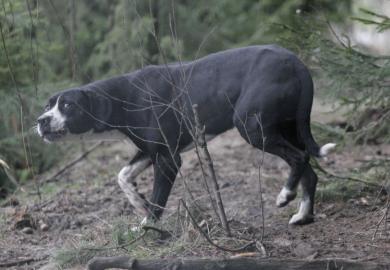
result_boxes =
[276,187,296,207]
[131,216,148,232]
[289,213,304,224]
[289,200,314,225]
[289,213,314,225]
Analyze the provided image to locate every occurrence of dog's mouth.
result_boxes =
[42,128,67,142]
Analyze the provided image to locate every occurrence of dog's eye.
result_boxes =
[63,103,71,109]
[44,105,50,112]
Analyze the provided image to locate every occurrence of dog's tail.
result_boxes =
[296,66,336,158]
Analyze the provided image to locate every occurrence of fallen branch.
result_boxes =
[87,257,388,270]
[192,104,231,236]
[39,142,103,184]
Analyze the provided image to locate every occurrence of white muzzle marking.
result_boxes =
[37,96,66,140]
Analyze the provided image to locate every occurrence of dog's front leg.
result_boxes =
[148,153,182,220]
[117,152,152,218]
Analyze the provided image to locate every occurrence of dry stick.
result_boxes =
[193,143,221,225]
[180,199,255,253]
[192,104,231,237]
[254,114,266,243]
[39,142,103,184]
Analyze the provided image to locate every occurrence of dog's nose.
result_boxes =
[37,116,51,127]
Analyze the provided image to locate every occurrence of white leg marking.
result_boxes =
[118,159,151,216]
[276,186,297,207]
[38,96,66,142]
[289,199,312,225]
[319,143,336,157]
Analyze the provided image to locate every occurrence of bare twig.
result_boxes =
[39,142,103,184]
[192,104,231,237]
[254,114,266,242]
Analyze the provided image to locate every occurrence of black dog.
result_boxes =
[37,45,335,225]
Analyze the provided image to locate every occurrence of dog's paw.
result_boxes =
[276,187,297,207]
[289,213,314,225]
[131,216,148,232]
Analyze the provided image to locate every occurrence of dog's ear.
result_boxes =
[83,90,112,132]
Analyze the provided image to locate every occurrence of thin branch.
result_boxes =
[254,114,266,242]
[39,142,103,184]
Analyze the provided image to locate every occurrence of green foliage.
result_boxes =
[352,8,390,33]
[272,14,390,144]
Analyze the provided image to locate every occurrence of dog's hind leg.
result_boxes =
[264,135,309,210]
[233,113,310,224]
[275,120,306,208]
[118,151,152,217]
[289,164,317,225]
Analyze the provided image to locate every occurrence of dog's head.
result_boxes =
[37,89,112,143]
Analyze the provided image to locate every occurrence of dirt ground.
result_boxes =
[1,103,389,269]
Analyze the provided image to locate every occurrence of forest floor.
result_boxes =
[1,100,389,269]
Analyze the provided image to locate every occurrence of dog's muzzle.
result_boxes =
[37,116,67,142]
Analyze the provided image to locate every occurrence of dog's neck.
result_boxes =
[83,69,165,147]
